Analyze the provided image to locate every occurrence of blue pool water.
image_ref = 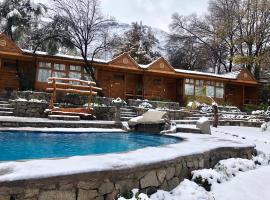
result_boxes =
[0,131,181,161]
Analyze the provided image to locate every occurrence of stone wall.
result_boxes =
[11,100,48,118]
[128,99,180,110]
[11,91,51,102]
[0,146,256,200]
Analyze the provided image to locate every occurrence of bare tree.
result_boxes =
[51,0,115,85]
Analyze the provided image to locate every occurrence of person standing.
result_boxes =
[212,102,218,128]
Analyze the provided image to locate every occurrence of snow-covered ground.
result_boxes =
[118,126,270,200]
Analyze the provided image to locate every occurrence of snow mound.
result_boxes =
[151,179,214,200]
[261,122,270,132]
[139,102,153,109]
[252,153,270,166]
[252,110,265,115]
[214,158,256,179]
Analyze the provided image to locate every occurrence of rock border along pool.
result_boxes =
[0,132,256,200]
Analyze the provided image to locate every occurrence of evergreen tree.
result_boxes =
[114,22,161,64]
[0,0,46,42]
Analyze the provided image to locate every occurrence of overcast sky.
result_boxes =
[35,0,209,32]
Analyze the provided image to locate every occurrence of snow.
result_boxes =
[128,109,166,126]
[117,126,270,200]
[150,179,214,200]
[174,69,241,80]
[7,9,21,19]
[138,102,153,109]
[197,117,209,124]
[212,166,270,200]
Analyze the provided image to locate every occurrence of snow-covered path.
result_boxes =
[212,166,270,200]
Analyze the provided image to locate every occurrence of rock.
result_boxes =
[99,182,114,195]
[140,171,159,189]
[167,177,180,191]
[165,167,175,180]
[77,189,98,200]
[105,190,119,200]
[196,117,211,134]
[38,191,75,200]
[24,189,39,199]
[157,169,166,183]
[175,164,182,177]
[78,181,100,190]
[160,180,169,191]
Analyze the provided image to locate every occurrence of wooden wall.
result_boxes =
[225,84,243,107]
[0,59,20,91]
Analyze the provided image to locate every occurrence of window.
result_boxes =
[215,82,224,98]
[70,65,81,71]
[185,79,194,96]
[69,72,81,80]
[195,80,204,96]
[37,62,52,82]
[54,63,65,71]
[206,81,215,97]
[38,68,51,82]
[52,71,66,78]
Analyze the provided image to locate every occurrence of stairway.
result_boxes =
[0,97,14,117]
[120,107,138,121]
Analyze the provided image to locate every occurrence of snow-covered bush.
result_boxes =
[201,106,212,113]
[214,158,256,179]
[191,169,224,191]
[252,110,265,115]
[112,97,127,106]
[261,122,270,132]
[252,154,270,166]
[138,102,153,109]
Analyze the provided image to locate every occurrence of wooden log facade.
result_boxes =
[0,33,259,108]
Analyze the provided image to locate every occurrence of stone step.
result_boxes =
[0,107,14,112]
[174,120,197,125]
[120,113,137,117]
[120,117,133,121]
[120,111,137,115]
[120,108,133,111]
[0,101,9,104]
[0,111,14,116]
[48,115,80,121]
[176,126,201,134]
[0,104,12,108]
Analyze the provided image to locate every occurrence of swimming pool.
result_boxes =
[0,131,181,161]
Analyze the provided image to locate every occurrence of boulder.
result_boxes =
[196,117,211,134]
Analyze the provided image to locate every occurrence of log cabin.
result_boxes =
[0,33,258,108]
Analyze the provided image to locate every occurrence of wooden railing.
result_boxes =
[46,77,102,115]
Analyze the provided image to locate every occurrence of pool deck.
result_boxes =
[0,116,122,129]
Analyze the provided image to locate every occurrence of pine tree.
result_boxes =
[114,22,161,64]
[0,0,46,42]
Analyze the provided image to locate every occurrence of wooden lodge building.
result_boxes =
[0,33,259,108]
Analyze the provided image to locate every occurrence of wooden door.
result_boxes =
[164,78,176,101]
[110,73,125,99]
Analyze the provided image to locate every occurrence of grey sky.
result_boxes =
[35,0,209,31]
[101,0,209,31]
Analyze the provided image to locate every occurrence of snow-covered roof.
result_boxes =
[22,49,110,64]
[174,69,241,80]
[22,49,243,80]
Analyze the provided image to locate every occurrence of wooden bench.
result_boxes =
[46,77,102,118]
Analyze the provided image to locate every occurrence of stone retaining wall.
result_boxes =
[0,146,256,200]
[11,100,48,118]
